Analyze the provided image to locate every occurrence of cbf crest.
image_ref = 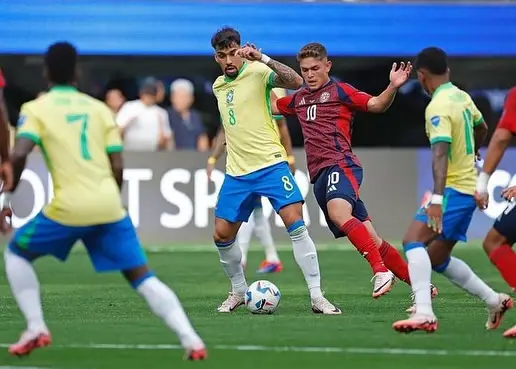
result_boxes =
[226,89,234,105]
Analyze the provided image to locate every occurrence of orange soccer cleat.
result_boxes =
[187,348,208,361]
[392,315,438,334]
[8,331,52,357]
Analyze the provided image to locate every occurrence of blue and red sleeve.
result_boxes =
[0,69,5,89]
[336,83,372,112]
[276,94,296,116]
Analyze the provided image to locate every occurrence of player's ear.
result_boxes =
[326,60,332,73]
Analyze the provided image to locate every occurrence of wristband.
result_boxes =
[430,194,443,205]
[476,172,491,194]
[260,54,271,64]
[207,157,217,165]
[287,155,296,165]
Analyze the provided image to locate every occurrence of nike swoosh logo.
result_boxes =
[286,192,295,199]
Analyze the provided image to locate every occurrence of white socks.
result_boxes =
[4,248,48,333]
[440,257,499,308]
[405,245,434,317]
[253,207,280,263]
[290,225,323,300]
[238,208,281,265]
[137,277,204,350]
[217,241,248,295]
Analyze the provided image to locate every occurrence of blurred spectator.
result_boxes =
[168,79,209,151]
[156,80,166,107]
[116,77,173,151]
[105,88,126,115]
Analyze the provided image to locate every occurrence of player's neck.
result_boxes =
[308,78,331,92]
[429,79,452,96]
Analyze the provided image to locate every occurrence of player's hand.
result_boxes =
[289,163,296,175]
[474,191,489,210]
[0,161,13,192]
[426,204,443,234]
[236,43,263,61]
[389,62,412,88]
[0,206,13,235]
[501,186,516,201]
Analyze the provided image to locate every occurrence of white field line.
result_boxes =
[0,343,515,357]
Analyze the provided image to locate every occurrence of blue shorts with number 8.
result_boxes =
[215,161,304,223]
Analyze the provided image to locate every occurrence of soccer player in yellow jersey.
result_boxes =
[207,88,294,274]
[0,42,206,360]
[393,47,512,333]
[210,27,340,314]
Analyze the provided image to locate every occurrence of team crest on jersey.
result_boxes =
[226,89,234,104]
[17,115,26,127]
[430,115,440,127]
[320,92,330,103]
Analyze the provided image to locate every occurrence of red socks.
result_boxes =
[340,218,388,274]
[379,240,411,285]
[489,245,516,289]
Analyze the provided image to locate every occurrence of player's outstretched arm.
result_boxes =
[473,120,488,158]
[237,44,303,90]
[431,142,449,197]
[367,62,412,113]
[207,128,226,180]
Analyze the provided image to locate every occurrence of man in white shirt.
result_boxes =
[116,78,173,151]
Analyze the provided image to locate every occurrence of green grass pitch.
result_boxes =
[0,242,515,369]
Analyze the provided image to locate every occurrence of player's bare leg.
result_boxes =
[253,206,283,274]
[392,220,438,333]
[427,239,512,330]
[328,199,394,298]
[4,246,52,357]
[214,218,247,312]
[123,265,206,360]
[278,202,341,314]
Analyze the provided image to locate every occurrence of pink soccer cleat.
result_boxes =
[8,330,52,356]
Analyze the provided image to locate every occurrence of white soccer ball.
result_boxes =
[244,280,281,314]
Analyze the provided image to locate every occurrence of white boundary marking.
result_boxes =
[0,343,515,357]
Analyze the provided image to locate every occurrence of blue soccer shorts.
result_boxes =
[414,187,476,242]
[313,164,370,238]
[9,212,147,272]
[215,161,304,223]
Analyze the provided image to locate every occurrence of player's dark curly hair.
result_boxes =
[44,42,78,85]
[415,47,448,75]
[211,27,241,50]
[297,42,328,61]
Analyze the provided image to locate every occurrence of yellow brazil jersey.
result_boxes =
[213,62,286,176]
[425,82,485,195]
[16,86,126,226]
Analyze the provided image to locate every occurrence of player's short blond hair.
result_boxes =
[297,42,328,61]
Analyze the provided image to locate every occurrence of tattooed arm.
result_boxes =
[431,142,449,196]
[237,44,303,90]
[265,59,304,90]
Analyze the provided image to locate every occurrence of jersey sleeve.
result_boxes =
[471,102,485,127]
[425,103,452,145]
[102,106,123,153]
[252,62,276,88]
[498,88,516,134]
[276,95,296,116]
[337,83,372,112]
[0,69,5,89]
[16,103,43,145]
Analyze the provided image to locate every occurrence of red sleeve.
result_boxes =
[337,83,372,112]
[498,88,516,134]
[276,94,296,116]
[0,69,5,89]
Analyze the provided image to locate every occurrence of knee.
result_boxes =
[213,226,235,245]
[483,229,506,256]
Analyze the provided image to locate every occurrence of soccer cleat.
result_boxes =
[503,325,516,338]
[256,260,283,274]
[485,293,513,330]
[406,284,439,314]
[393,314,438,333]
[371,271,395,298]
[217,292,245,313]
[311,296,342,315]
[8,330,52,357]
[186,348,207,361]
